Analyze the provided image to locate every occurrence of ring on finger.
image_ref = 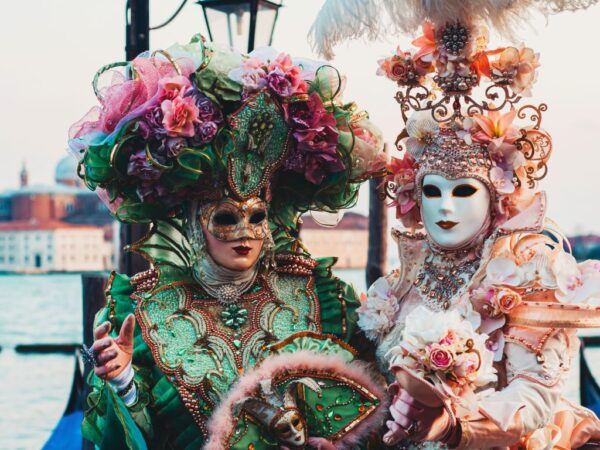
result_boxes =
[405,420,419,436]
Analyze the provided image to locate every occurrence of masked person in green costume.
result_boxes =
[68,37,388,449]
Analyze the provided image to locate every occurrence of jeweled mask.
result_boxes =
[200,196,269,242]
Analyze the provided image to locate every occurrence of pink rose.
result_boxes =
[390,61,408,80]
[429,345,454,370]
[454,352,480,379]
[491,287,522,315]
[161,95,199,137]
[158,75,191,102]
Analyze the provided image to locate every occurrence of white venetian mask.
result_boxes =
[420,174,491,249]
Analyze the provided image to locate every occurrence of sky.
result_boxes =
[0,1,599,235]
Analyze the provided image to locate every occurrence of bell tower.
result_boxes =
[20,161,28,188]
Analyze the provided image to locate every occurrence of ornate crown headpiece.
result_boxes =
[310,0,598,229]
[377,20,553,228]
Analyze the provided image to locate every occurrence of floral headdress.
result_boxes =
[68,36,385,227]
[378,21,551,229]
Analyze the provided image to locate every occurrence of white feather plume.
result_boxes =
[310,0,599,59]
[309,0,385,60]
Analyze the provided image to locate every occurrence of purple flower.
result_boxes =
[304,152,345,184]
[285,92,333,129]
[284,91,344,184]
[127,150,162,182]
[195,93,219,122]
[294,124,339,156]
[139,107,165,138]
[136,181,168,203]
[287,124,344,184]
[165,137,187,158]
[196,121,218,144]
[267,68,293,97]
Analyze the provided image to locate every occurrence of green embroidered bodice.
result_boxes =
[134,269,321,431]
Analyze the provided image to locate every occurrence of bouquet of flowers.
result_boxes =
[388,305,497,408]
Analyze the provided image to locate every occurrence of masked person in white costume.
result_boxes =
[310,0,600,448]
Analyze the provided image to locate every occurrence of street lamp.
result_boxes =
[197,0,283,52]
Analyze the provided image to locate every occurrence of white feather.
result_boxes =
[309,0,384,60]
[310,0,599,58]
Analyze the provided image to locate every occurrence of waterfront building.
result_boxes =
[0,220,112,272]
[0,156,116,272]
[300,212,368,269]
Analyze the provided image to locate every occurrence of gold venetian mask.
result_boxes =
[271,408,307,449]
[200,197,269,242]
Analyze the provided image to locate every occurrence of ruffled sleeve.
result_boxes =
[82,270,205,449]
[82,272,153,449]
[455,327,571,449]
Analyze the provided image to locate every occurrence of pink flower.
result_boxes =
[386,155,419,221]
[412,21,437,63]
[485,286,522,316]
[429,344,454,370]
[161,95,199,137]
[472,109,521,156]
[439,331,456,346]
[228,57,268,94]
[454,352,480,379]
[157,75,191,102]
[349,120,386,178]
[491,46,540,96]
[268,53,308,95]
[489,167,516,195]
[242,69,268,92]
[376,47,430,84]
[496,182,535,222]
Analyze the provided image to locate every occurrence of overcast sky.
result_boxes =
[1,1,599,234]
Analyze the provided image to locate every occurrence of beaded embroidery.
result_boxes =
[134,271,320,432]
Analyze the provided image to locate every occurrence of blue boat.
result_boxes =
[42,356,83,450]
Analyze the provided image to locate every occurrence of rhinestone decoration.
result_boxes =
[220,304,249,330]
[215,284,241,306]
[414,128,494,197]
[248,112,275,156]
[414,254,480,311]
[441,23,469,56]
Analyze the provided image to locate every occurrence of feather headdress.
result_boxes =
[310,0,598,59]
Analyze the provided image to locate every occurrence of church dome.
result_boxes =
[55,155,80,186]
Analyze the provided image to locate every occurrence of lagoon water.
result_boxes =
[0,272,598,449]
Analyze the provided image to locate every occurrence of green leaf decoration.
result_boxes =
[226,90,292,199]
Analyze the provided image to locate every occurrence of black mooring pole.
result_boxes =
[366,144,388,288]
[121,0,150,276]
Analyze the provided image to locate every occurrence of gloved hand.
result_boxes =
[91,314,135,380]
[383,382,458,446]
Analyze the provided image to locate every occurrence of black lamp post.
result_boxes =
[197,0,283,52]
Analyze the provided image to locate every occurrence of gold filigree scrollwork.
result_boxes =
[518,103,548,131]
[380,180,399,202]
[515,127,552,188]
[396,78,528,129]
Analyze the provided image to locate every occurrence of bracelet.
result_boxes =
[117,378,136,398]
